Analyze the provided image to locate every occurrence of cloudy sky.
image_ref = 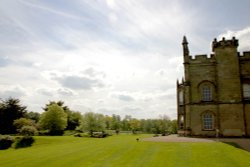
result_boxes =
[1,0,250,119]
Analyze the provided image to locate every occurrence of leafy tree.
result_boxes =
[44,101,80,130]
[129,118,141,134]
[111,114,121,134]
[66,111,82,130]
[20,126,38,136]
[169,120,178,134]
[13,118,36,130]
[39,104,67,135]
[43,101,69,112]
[24,111,40,123]
[140,119,154,133]
[158,115,171,135]
[104,115,112,130]
[0,98,27,134]
[78,112,106,136]
[121,115,132,131]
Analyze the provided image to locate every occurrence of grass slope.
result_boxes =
[0,134,250,167]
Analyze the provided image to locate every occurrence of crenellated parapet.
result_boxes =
[240,51,250,60]
[188,54,216,64]
[212,37,238,51]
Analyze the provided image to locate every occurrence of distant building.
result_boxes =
[177,36,250,137]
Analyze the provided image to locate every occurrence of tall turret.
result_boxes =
[182,36,189,63]
[182,36,190,82]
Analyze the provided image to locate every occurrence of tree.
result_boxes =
[24,111,40,123]
[66,111,82,130]
[13,118,36,130]
[39,104,67,135]
[43,101,80,130]
[169,120,178,134]
[43,101,69,112]
[0,98,27,134]
[158,115,171,135]
[111,114,121,134]
[78,112,106,136]
[104,115,112,130]
[129,118,141,134]
[121,115,132,131]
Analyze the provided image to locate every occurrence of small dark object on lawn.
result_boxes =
[136,138,139,142]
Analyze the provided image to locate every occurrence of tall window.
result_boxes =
[243,83,250,100]
[203,113,213,130]
[202,86,212,101]
[179,91,184,105]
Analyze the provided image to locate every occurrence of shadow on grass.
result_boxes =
[222,142,242,149]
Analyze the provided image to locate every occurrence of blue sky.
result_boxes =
[1,0,250,119]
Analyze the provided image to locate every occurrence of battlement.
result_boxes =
[212,37,238,51]
[239,51,250,61]
[189,54,215,63]
[242,51,250,57]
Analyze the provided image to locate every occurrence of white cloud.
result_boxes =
[0,86,26,98]
[55,75,105,90]
[218,27,250,51]
[1,0,250,119]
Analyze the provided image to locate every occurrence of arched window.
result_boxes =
[179,90,184,105]
[202,113,214,130]
[202,85,212,101]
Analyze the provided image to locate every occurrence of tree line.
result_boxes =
[0,97,177,136]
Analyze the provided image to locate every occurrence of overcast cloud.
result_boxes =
[1,0,250,119]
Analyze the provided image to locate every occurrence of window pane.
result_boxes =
[202,86,212,101]
[203,114,213,130]
[179,91,183,105]
[243,84,250,99]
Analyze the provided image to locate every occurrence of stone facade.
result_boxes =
[177,36,250,137]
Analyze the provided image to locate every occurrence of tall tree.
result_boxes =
[121,115,132,131]
[66,111,82,130]
[24,111,40,123]
[39,103,67,135]
[129,118,141,134]
[78,112,106,136]
[0,98,27,134]
[111,114,121,134]
[104,115,112,130]
[43,101,80,130]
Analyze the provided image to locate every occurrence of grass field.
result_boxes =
[0,134,250,167]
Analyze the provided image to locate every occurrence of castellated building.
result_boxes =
[177,36,250,137]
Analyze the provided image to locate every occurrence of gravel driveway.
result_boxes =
[143,134,250,152]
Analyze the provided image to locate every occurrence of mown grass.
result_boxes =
[0,134,250,167]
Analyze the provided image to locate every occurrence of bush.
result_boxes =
[0,135,14,150]
[92,132,109,138]
[64,130,77,136]
[153,134,159,137]
[14,136,35,149]
[49,130,64,136]
[74,133,82,137]
[38,130,50,136]
[20,126,38,136]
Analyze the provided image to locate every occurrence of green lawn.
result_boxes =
[0,134,250,167]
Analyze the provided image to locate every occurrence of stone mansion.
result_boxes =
[177,36,250,137]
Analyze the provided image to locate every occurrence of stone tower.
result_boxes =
[177,36,250,137]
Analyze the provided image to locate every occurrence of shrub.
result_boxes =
[74,133,82,137]
[20,126,38,136]
[14,136,35,149]
[49,130,64,136]
[0,135,14,150]
[153,134,159,137]
[63,130,77,136]
[38,130,50,136]
[92,132,109,138]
